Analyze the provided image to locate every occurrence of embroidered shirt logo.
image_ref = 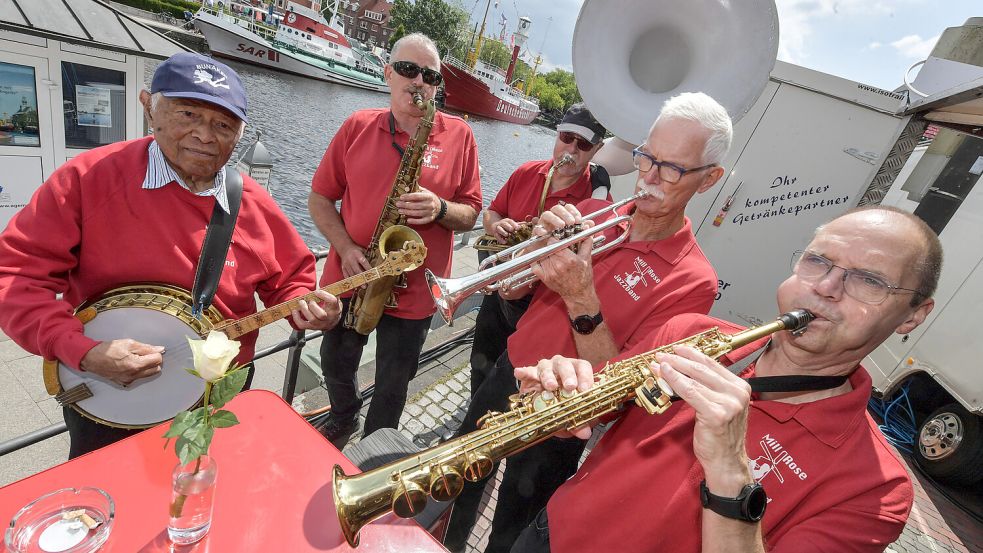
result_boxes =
[613,257,660,301]
[193,67,230,89]
[749,434,808,487]
[422,145,441,170]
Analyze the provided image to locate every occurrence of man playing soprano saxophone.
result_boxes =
[511,206,940,552]
[309,33,481,447]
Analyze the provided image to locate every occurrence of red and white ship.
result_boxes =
[194,2,388,93]
[440,15,540,125]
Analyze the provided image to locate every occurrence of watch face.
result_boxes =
[745,484,768,522]
[572,315,596,334]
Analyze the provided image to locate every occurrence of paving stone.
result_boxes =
[405,403,424,417]
[0,339,33,363]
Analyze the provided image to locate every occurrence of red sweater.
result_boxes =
[0,136,316,369]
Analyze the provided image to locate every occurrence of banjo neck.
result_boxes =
[215,266,389,339]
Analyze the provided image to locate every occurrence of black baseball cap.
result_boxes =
[557,103,606,144]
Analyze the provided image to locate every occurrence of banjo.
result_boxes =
[41,242,427,429]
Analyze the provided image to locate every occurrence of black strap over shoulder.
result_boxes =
[727,341,849,394]
[191,168,243,318]
[589,162,611,199]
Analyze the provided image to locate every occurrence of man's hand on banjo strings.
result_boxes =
[80,339,165,387]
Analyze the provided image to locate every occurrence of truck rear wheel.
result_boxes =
[915,403,983,486]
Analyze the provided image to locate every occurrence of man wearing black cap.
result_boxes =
[444,92,733,553]
[0,52,341,457]
[470,103,610,399]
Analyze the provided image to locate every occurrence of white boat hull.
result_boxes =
[194,12,388,93]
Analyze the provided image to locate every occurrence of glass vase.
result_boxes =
[167,455,217,545]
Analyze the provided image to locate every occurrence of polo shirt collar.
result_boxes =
[376,107,447,137]
[615,213,698,266]
[741,361,872,449]
[143,140,230,213]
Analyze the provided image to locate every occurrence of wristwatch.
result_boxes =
[699,480,767,523]
[570,311,603,335]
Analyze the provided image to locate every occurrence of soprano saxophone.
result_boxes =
[345,92,435,335]
[332,310,814,546]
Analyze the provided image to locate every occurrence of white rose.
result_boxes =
[189,331,241,382]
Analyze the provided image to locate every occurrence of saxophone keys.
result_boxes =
[392,476,429,518]
[463,452,494,482]
[634,376,673,415]
[429,465,464,502]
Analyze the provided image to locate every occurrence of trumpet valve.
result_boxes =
[392,475,428,518]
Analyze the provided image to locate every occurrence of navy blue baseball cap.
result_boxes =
[151,52,248,123]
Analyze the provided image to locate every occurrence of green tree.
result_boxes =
[477,38,511,70]
[389,23,407,48]
[390,0,470,56]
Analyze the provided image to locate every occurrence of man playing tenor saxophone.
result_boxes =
[511,206,940,552]
[309,33,482,447]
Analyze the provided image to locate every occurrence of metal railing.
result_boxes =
[0,232,482,457]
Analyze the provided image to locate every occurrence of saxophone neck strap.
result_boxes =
[728,340,850,394]
[389,111,404,157]
[191,167,243,318]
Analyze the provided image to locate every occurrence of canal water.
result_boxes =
[147,58,559,247]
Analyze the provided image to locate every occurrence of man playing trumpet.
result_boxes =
[445,92,730,552]
[470,104,610,398]
[512,206,938,552]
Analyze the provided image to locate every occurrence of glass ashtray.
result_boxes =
[5,487,114,553]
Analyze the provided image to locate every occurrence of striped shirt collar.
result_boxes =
[143,140,230,213]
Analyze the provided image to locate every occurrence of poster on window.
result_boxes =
[75,85,112,127]
[0,62,40,147]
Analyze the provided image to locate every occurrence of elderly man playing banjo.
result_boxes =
[0,52,341,458]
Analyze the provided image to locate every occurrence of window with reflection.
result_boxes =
[62,62,126,149]
[0,62,41,147]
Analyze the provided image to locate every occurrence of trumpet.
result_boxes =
[426,192,647,324]
[332,310,816,547]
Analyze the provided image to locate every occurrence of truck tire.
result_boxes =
[915,403,983,486]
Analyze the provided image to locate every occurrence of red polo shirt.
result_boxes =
[505,199,717,368]
[312,109,482,319]
[487,159,603,220]
[547,313,913,553]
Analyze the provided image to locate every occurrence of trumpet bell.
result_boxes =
[573,0,779,145]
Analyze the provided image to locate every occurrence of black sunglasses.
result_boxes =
[392,60,443,86]
[558,131,595,152]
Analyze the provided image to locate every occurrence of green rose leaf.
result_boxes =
[210,366,248,409]
[184,368,202,378]
[163,410,195,438]
[210,410,240,428]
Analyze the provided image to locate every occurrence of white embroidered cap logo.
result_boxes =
[193,67,230,90]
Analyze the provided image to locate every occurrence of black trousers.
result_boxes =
[469,292,530,395]
[444,354,585,553]
[64,363,256,459]
[510,509,551,553]
[320,298,432,436]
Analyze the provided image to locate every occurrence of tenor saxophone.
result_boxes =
[332,310,814,546]
[474,153,576,253]
[345,92,435,335]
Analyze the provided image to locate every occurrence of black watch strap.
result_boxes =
[699,480,767,522]
[570,311,603,335]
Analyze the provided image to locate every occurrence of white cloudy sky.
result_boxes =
[467,0,981,90]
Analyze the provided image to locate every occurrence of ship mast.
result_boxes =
[466,0,493,69]
[524,16,551,94]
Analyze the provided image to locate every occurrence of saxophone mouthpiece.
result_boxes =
[780,309,814,335]
[557,153,575,167]
[411,91,425,109]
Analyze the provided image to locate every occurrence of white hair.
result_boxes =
[147,91,245,140]
[390,33,441,65]
[651,92,733,166]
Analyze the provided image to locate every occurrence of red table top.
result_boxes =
[0,390,448,552]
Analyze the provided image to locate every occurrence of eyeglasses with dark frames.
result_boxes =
[790,250,923,305]
[558,131,595,152]
[391,60,443,86]
[631,147,716,184]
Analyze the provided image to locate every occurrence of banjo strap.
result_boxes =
[191,168,244,318]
